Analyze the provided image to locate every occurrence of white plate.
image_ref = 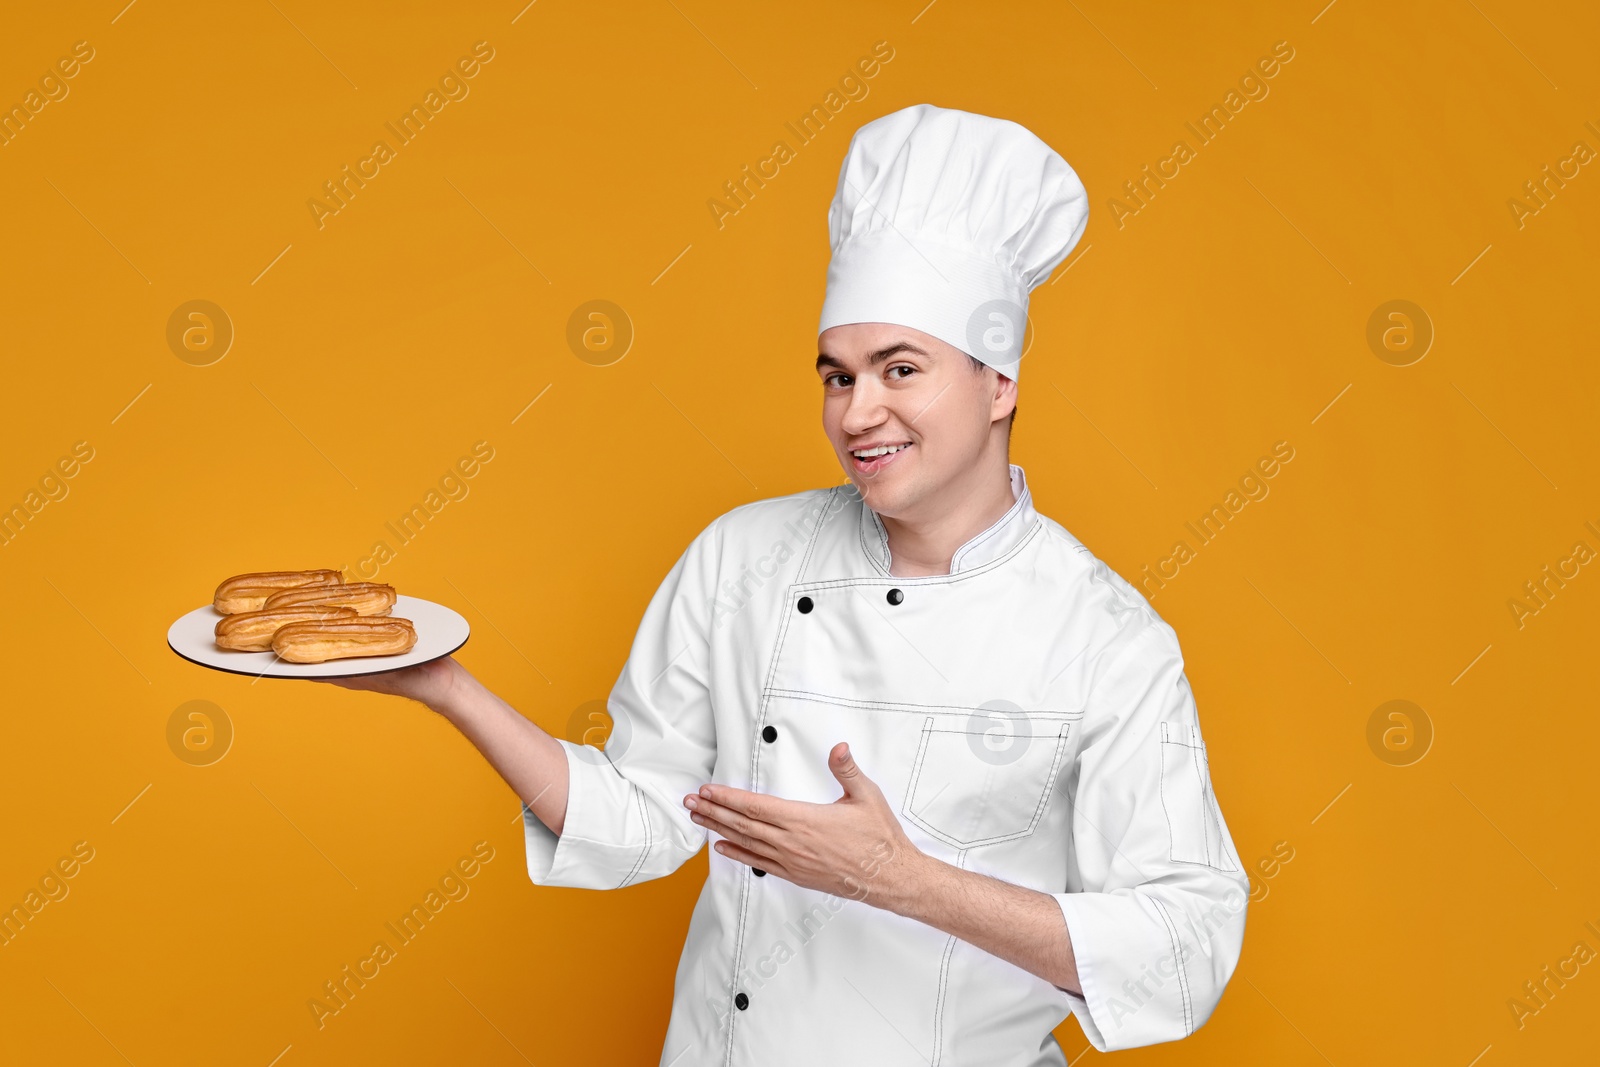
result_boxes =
[167,594,470,679]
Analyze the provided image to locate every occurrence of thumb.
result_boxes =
[830,742,877,799]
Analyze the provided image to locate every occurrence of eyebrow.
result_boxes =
[815,340,930,373]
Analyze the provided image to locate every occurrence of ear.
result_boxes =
[991,372,1018,424]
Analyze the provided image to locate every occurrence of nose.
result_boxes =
[839,377,888,437]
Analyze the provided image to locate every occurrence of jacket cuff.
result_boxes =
[521,739,631,889]
[1053,889,1199,1052]
[1053,891,1113,1051]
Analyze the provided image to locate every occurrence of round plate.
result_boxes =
[167,594,470,679]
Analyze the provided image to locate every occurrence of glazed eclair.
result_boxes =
[263,581,396,616]
[271,617,417,663]
[214,605,360,652]
[214,570,344,614]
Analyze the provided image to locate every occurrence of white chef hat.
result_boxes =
[817,104,1089,381]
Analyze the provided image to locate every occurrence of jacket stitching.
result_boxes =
[930,850,966,1067]
[814,519,1044,592]
[900,717,936,835]
[724,488,836,1066]
[903,721,1072,849]
[1157,725,1238,873]
[859,507,892,576]
[764,687,1084,719]
[1151,896,1193,1036]
[618,785,653,889]
[1028,722,1073,827]
[856,468,1034,575]
[948,486,1032,570]
[794,486,844,585]
[1196,738,1238,872]
[1189,736,1213,870]
[751,494,838,721]
[1158,729,1181,865]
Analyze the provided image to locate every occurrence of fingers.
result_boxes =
[687,803,782,862]
[312,673,391,690]
[712,839,790,880]
[695,783,798,825]
[828,741,884,801]
[306,665,429,697]
[691,813,779,860]
[686,794,776,839]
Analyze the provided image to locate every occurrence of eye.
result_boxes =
[824,372,853,388]
[887,363,916,380]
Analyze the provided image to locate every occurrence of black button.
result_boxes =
[797,596,813,614]
[735,992,749,1010]
[887,588,904,605]
[752,868,766,877]
[761,725,777,743]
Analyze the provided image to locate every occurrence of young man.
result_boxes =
[326,105,1247,1064]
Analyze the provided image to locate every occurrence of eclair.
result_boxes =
[263,581,397,616]
[214,570,344,614]
[214,605,359,652]
[271,617,417,663]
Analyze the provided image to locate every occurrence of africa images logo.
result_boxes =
[306,42,496,230]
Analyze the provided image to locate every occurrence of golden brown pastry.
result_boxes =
[263,581,396,616]
[214,570,344,614]
[214,605,359,652]
[272,617,417,663]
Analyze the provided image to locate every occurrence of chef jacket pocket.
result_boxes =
[902,712,1072,850]
[1158,722,1239,871]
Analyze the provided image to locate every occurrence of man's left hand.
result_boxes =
[683,742,926,908]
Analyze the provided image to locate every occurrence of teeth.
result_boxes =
[853,443,910,459]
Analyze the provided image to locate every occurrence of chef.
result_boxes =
[326,103,1248,1064]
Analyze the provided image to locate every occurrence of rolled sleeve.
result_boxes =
[1053,623,1249,1051]
[522,517,722,891]
[522,739,680,888]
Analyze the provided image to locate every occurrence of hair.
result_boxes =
[966,353,1017,435]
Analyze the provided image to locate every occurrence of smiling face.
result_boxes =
[817,322,1016,522]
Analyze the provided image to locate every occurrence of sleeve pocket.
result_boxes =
[1157,722,1239,871]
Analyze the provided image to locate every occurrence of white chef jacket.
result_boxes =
[524,464,1248,1064]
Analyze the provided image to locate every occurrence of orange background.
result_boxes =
[2,1,1597,1064]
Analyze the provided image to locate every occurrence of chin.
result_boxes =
[849,470,913,517]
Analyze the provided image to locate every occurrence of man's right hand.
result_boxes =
[310,653,464,712]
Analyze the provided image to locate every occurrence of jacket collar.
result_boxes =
[858,463,1039,576]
